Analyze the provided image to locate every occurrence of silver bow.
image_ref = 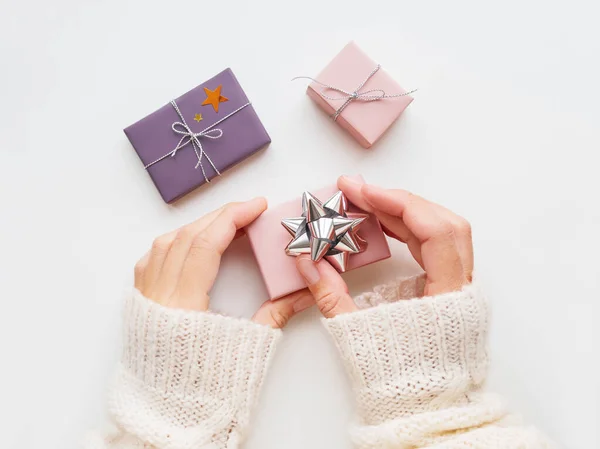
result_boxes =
[293,64,416,121]
[144,100,251,183]
[281,190,368,272]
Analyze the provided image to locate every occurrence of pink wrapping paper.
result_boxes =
[246,176,391,300]
[307,42,413,148]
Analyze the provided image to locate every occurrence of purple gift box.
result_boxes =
[124,68,271,203]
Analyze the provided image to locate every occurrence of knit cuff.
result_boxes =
[323,280,489,425]
[108,290,281,449]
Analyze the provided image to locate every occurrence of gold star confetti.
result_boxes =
[194,113,203,122]
[201,85,229,112]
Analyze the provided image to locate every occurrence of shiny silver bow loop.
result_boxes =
[293,64,417,121]
[144,100,251,183]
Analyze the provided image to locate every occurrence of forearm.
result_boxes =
[324,276,555,449]
[86,289,281,449]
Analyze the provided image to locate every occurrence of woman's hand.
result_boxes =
[296,176,474,318]
[134,198,314,328]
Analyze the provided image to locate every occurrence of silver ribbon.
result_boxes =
[144,100,251,183]
[293,64,416,121]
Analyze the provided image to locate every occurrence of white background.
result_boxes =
[0,0,598,447]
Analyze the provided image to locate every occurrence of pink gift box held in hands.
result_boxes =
[246,176,391,300]
[305,41,414,149]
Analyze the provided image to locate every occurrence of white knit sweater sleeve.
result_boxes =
[85,289,281,449]
[324,276,556,449]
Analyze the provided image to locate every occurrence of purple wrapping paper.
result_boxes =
[124,68,271,203]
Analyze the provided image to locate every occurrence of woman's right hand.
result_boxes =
[295,175,474,318]
[134,198,314,328]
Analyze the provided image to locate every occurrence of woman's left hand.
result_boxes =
[134,198,314,328]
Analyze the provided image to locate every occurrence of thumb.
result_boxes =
[252,289,314,329]
[296,255,358,318]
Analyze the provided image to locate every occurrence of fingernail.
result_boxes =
[297,256,320,285]
[293,295,314,313]
[250,196,268,208]
[340,175,362,185]
[361,184,379,203]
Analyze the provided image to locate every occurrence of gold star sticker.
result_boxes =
[201,84,229,113]
[193,113,203,122]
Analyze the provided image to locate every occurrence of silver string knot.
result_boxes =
[144,100,252,183]
[170,120,223,170]
[293,64,416,121]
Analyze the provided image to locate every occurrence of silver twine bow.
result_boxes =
[144,100,251,183]
[293,65,416,121]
